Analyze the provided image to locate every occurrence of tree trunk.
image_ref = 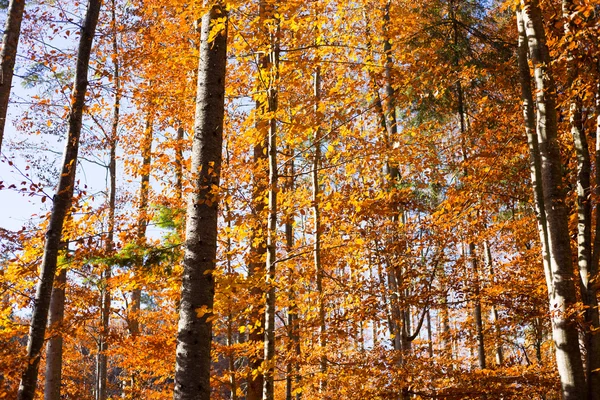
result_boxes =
[17,1,102,398]
[470,243,486,369]
[96,5,119,396]
[591,59,600,400]
[312,67,327,394]
[173,3,228,399]
[484,242,503,367]
[0,0,26,153]
[515,6,552,292]
[426,310,433,358]
[562,2,600,397]
[246,1,273,396]
[225,200,238,400]
[96,267,111,400]
[284,151,301,400]
[175,125,184,201]
[261,3,279,399]
[519,2,587,398]
[129,114,153,338]
[43,266,66,400]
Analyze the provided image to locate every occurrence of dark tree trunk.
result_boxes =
[129,114,153,338]
[43,266,66,400]
[17,1,102,398]
[173,4,228,399]
[0,0,26,153]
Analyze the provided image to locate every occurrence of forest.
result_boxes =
[0,0,599,399]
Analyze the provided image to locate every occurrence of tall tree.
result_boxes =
[96,3,120,397]
[562,1,600,397]
[17,1,103,399]
[0,0,26,153]
[517,1,586,398]
[173,3,228,399]
[261,1,279,398]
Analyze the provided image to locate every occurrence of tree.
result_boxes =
[516,1,586,398]
[173,3,228,399]
[17,0,103,398]
[0,0,26,153]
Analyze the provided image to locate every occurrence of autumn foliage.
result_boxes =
[1,0,599,399]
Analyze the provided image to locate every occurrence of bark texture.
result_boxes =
[0,0,26,153]
[173,4,228,400]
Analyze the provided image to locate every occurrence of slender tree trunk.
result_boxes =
[173,4,228,400]
[96,265,111,400]
[225,200,238,400]
[426,310,433,358]
[0,0,26,153]
[484,242,503,367]
[246,5,270,397]
[285,151,300,400]
[470,243,486,369]
[380,0,406,362]
[175,125,184,201]
[44,265,66,400]
[515,6,552,292]
[129,114,152,338]
[519,2,587,398]
[312,67,327,394]
[449,1,486,370]
[591,60,600,400]
[17,2,102,399]
[96,6,119,396]
[247,1,280,397]
[562,2,600,397]
[261,3,279,399]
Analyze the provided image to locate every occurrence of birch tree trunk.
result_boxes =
[0,0,26,153]
[173,3,228,399]
[515,6,552,292]
[518,2,587,398]
[591,60,600,399]
[17,1,102,398]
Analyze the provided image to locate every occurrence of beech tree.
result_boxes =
[173,3,228,399]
